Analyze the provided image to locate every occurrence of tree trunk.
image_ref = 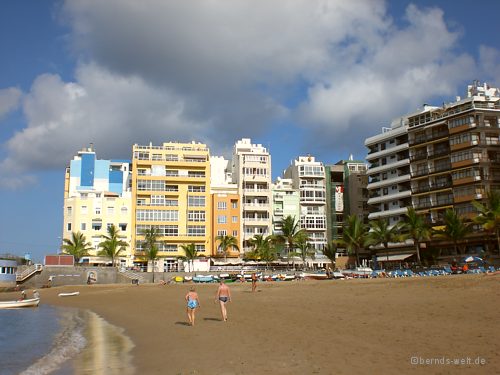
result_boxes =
[415,240,421,264]
[355,247,360,267]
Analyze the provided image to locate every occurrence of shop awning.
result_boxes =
[376,253,414,262]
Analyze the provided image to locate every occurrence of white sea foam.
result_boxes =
[20,309,87,375]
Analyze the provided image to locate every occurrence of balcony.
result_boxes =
[243,203,270,211]
[365,143,409,161]
[367,190,411,204]
[367,159,409,176]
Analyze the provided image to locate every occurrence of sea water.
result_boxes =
[0,305,86,375]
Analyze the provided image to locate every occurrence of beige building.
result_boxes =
[63,146,133,267]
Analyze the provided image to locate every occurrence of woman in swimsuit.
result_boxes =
[215,280,231,322]
[185,286,200,326]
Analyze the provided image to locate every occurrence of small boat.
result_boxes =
[341,267,373,278]
[58,292,80,297]
[172,276,184,283]
[299,272,329,280]
[193,275,214,283]
[0,298,40,309]
[184,276,193,282]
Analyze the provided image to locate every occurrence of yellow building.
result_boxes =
[131,142,211,271]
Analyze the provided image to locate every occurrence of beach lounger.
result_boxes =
[488,266,496,273]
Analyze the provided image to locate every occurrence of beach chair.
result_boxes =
[488,266,496,273]
[442,266,452,275]
[405,270,415,277]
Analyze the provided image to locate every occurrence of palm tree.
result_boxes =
[473,190,500,255]
[215,234,240,262]
[180,243,198,272]
[402,207,431,263]
[342,214,368,266]
[61,231,92,263]
[322,241,339,271]
[98,224,129,267]
[433,209,472,255]
[275,215,307,268]
[141,227,161,283]
[366,218,404,263]
[295,234,314,270]
[257,242,278,270]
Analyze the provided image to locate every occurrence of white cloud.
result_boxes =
[0,87,22,120]
[1,0,497,187]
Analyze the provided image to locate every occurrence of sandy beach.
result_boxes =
[10,274,500,375]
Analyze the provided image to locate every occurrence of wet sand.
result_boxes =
[26,274,500,374]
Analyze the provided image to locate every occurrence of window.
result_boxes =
[188,225,205,236]
[107,207,115,215]
[188,171,205,178]
[119,223,127,231]
[81,223,86,231]
[188,185,205,192]
[81,206,88,214]
[67,223,72,231]
[232,216,238,223]
[217,230,227,236]
[121,207,128,214]
[195,245,205,253]
[218,215,227,224]
[66,207,72,215]
[188,196,205,207]
[232,230,238,237]
[231,200,237,209]
[95,207,101,215]
[217,201,227,210]
[136,210,179,221]
[188,210,205,222]
[92,222,102,230]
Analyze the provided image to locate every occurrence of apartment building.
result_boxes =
[231,138,272,251]
[325,157,368,243]
[63,145,133,266]
[408,82,500,230]
[271,177,300,234]
[131,142,211,271]
[365,117,412,226]
[284,155,327,252]
[210,156,240,258]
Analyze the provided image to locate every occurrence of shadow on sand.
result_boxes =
[203,317,223,322]
[175,321,191,326]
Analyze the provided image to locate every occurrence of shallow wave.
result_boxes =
[20,309,87,375]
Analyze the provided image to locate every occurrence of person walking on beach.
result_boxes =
[185,286,200,326]
[251,272,257,292]
[215,280,231,322]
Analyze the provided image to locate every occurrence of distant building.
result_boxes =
[365,117,411,226]
[63,145,132,266]
[271,177,300,234]
[231,138,273,252]
[325,157,368,244]
[131,142,211,271]
[210,156,240,258]
[284,155,327,253]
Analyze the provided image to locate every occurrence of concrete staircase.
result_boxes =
[16,264,43,282]
[119,269,146,284]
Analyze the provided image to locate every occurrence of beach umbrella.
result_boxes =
[463,256,483,263]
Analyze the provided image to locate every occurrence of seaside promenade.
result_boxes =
[9,273,498,375]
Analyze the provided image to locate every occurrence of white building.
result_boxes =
[63,145,133,266]
[284,155,327,252]
[365,116,412,225]
[231,138,272,251]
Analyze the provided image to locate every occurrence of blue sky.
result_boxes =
[1,0,499,262]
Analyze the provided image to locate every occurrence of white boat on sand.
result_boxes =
[0,298,40,309]
[58,292,80,297]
